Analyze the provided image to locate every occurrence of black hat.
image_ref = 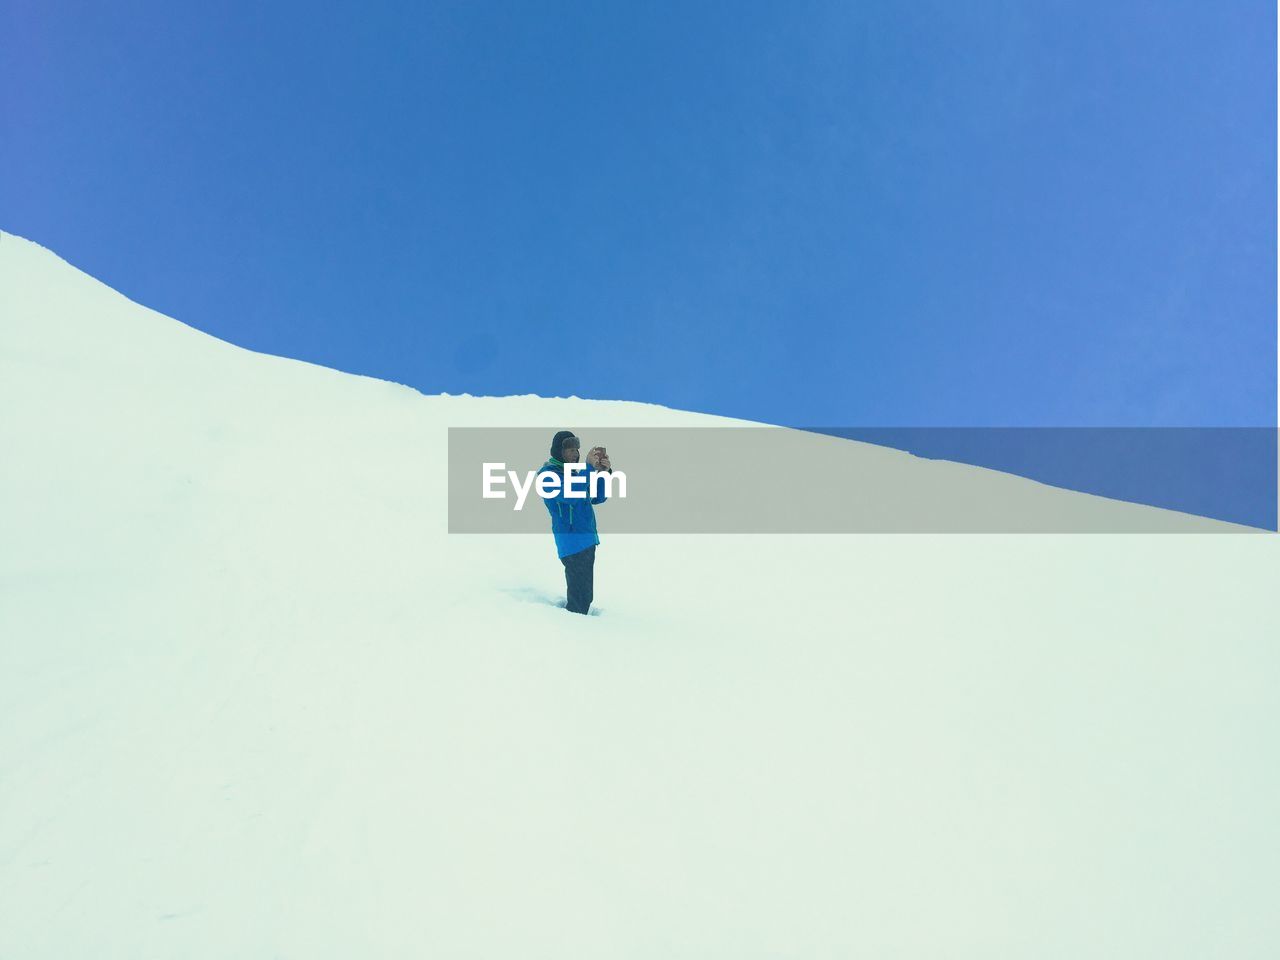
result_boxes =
[551,430,580,459]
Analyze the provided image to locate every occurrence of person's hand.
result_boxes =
[587,446,611,470]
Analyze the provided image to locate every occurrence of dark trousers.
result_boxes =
[560,545,596,614]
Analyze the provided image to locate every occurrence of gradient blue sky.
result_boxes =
[3,0,1275,427]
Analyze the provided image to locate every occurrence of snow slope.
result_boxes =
[1,230,1277,958]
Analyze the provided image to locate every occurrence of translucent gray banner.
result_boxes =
[448,427,1276,534]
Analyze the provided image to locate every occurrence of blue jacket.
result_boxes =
[537,458,609,558]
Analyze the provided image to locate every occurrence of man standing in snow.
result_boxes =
[537,430,612,615]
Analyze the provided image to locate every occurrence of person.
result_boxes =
[536,430,612,615]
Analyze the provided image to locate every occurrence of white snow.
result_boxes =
[1,229,1277,957]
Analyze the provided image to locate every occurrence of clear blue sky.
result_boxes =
[3,0,1275,427]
